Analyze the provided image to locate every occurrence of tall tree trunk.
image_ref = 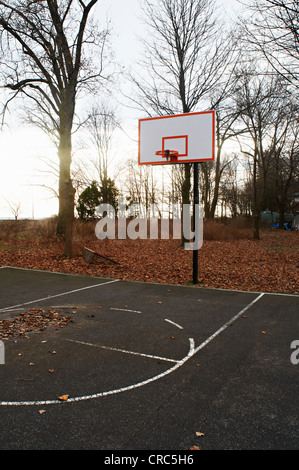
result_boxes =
[56,90,76,257]
[57,133,75,257]
[210,136,223,218]
[182,163,191,206]
[253,151,260,240]
[278,201,285,230]
[202,163,211,219]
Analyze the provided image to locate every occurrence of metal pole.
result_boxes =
[193,162,199,284]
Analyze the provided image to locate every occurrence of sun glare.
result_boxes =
[0,127,58,220]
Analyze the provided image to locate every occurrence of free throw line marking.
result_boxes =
[0,294,264,406]
[65,339,179,363]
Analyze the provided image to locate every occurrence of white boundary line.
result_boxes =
[193,293,265,355]
[65,339,179,363]
[0,279,120,313]
[0,338,195,406]
[0,265,108,280]
[164,319,184,330]
[117,277,299,298]
[1,265,299,296]
[110,307,142,314]
[0,294,265,406]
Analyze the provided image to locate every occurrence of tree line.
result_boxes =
[0,0,298,256]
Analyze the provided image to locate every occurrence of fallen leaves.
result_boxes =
[58,394,69,401]
[190,430,205,450]
[0,308,74,339]
[0,228,298,294]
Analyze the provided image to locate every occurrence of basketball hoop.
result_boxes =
[155,149,179,163]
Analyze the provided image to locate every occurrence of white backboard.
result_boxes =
[138,111,215,165]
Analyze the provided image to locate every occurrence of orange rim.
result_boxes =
[155,150,179,157]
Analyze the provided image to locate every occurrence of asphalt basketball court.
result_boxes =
[0,265,298,451]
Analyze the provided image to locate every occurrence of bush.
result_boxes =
[203,219,252,241]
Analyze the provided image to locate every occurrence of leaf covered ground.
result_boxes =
[0,219,298,295]
[0,308,74,339]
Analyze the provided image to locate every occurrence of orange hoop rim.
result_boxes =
[155,150,179,157]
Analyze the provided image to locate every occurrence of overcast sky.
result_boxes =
[101,0,240,63]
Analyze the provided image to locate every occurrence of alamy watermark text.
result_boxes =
[94,200,203,251]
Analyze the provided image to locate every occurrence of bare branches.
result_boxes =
[5,199,23,221]
[132,0,228,115]
[84,102,119,183]
[0,0,111,256]
[0,0,106,133]
[238,0,299,90]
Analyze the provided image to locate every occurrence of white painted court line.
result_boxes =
[0,265,107,279]
[164,319,184,330]
[0,293,265,406]
[0,308,26,313]
[0,279,120,313]
[193,293,265,355]
[201,285,299,297]
[1,266,298,297]
[65,339,179,363]
[0,338,195,406]
[110,307,142,314]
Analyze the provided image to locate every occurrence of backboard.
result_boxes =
[138,111,215,165]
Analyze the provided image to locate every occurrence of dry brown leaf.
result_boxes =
[58,394,69,401]
[0,228,298,300]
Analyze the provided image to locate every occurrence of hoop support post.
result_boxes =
[193,162,199,285]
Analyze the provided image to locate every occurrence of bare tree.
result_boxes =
[0,0,110,257]
[123,159,160,217]
[85,102,118,184]
[6,199,22,221]
[238,0,299,92]
[235,67,294,238]
[129,0,233,210]
[270,118,299,226]
[203,76,245,219]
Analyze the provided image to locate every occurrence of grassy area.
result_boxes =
[0,216,254,243]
